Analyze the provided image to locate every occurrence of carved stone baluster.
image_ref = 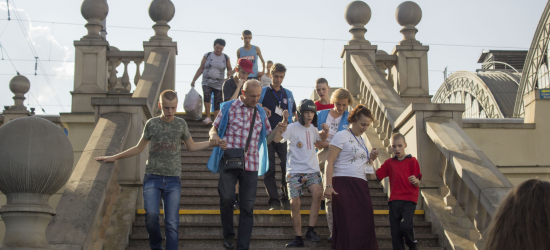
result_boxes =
[453,179,468,218]
[437,153,450,197]
[377,117,387,140]
[461,190,481,240]
[121,59,131,91]
[108,59,118,90]
[449,168,461,209]
[474,208,490,250]
[443,161,457,207]
[134,59,142,86]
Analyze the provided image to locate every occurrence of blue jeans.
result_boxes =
[143,174,181,250]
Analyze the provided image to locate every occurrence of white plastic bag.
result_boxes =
[184,87,203,120]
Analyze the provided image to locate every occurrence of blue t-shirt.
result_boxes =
[262,86,296,130]
[239,45,258,77]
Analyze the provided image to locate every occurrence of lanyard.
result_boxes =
[349,128,369,159]
[271,88,282,107]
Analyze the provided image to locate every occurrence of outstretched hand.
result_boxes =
[94,156,117,163]
[282,110,289,123]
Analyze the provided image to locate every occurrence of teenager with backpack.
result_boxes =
[191,39,233,124]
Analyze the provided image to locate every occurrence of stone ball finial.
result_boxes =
[148,0,175,41]
[376,50,389,56]
[344,1,372,44]
[395,1,422,43]
[0,117,74,248]
[9,74,30,109]
[80,0,109,40]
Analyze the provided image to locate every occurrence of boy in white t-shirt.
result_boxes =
[274,99,326,248]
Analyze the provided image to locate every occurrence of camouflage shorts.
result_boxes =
[286,172,322,199]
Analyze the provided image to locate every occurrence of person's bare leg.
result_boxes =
[290,197,302,236]
[213,110,220,119]
[308,184,323,227]
[204,102,211,119]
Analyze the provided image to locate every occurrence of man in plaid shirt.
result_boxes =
[209,80,286,250]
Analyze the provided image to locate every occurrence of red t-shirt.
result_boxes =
[376,155,422,203]
[315,101,334,111]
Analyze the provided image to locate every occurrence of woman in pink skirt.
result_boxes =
[323,104,379,250]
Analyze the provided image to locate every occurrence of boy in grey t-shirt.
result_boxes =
[95,90,226,250]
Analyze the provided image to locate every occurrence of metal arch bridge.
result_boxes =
[433,71,505,118]
[513,0,550,117]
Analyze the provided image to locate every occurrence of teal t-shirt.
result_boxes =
[142,117,191,176]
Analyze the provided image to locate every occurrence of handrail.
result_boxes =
[425,116,513,247]
[132,48,172,116]
[46,112,132,249]
[349,53,407,153]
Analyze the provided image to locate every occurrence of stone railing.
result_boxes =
[350,53,407,155]
[46,113,132,250]
[106,50,145,92]
[131,48,173,116]
[425,117,513,249]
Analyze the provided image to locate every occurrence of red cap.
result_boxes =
[237,58,254,74]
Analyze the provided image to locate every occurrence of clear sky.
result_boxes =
[0,0,547,114]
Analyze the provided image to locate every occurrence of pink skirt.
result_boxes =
[331,176,379,250]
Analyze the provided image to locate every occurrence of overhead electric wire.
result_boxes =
[0,18,530,50]
[7,0,65,111]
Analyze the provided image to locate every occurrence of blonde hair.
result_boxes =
[330,88,353,105]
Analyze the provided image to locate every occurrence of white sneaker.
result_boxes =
[202,117,212,124]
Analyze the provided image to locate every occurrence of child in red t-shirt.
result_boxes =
[376,133,421,250]
[314,78,334,111]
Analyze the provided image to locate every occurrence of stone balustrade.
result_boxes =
[349,53,407,155]
[106,50,145,92]
[425,117,514,249]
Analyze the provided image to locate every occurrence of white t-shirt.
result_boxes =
[326,114,342,143]
[281,123,321,174]
[260,74,272,88]
[330,129,371,181]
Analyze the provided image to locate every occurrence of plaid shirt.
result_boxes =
[213,97,272,171]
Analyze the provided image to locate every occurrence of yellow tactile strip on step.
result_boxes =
[136,209,425,215]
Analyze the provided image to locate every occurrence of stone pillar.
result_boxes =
[391,1,432,105]
[62,0,110,171]
[144,0,177,116]
[0,117,74,249]
[341,1,378,99]
[2,74,31,123]
[72,0,109,113]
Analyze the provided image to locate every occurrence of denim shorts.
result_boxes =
[286,172,322,199]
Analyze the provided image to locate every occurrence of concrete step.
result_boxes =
[134,212,426,223]
[130,220,434,235]
[177,189,388,201]
[176,199,389,210]
[181,156,283,164]
[127,233,439,248]
[180,179,384,189]
[128,247,443,250]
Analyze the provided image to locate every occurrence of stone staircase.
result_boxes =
[125,116,443,249]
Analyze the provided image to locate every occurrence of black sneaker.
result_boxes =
[305,230,321,242]
[285,238,305,248]
[269,202,283,210]
[223,238,234,249]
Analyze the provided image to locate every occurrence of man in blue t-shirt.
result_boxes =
[237,30,266,80]
[260,63,297,210]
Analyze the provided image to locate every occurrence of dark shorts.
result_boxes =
[202,85,223,111]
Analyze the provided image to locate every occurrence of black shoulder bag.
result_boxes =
[222,107,257,173]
